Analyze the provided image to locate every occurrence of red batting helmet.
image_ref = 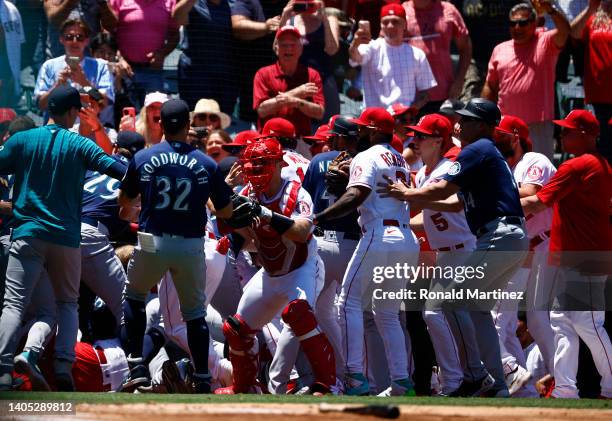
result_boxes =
[240,138,285,193]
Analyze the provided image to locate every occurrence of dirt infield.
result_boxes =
[44,403,612,421]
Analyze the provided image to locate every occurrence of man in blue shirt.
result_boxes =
[379,98,528,398]
[80,131,146,330]
[0,85,126,392]
[118,99,234,394]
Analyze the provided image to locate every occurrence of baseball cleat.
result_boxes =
[294,381,334,396]
[14,351,50,391]
[54,358,75,392]
[447,373,495,397]
[377,378,416,397]
[344,372,370,396]
[118,360,151,393]
[191,373,212,394]
[505,365,532,396]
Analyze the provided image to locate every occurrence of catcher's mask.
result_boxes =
[240,138,286,193]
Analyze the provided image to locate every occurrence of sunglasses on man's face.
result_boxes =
[63,33,86,42]
[509,18,533,28]
[195,113,220,122]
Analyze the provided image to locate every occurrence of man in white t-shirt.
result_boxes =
[348,4,437,110]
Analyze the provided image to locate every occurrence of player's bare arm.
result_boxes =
[420,194,464,213]
[520,194,548,215]
[313,185,370,225]
[409,211,424,231]
[518,183,542,198]
[377,177,459,204]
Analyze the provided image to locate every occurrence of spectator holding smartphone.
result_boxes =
[119,91,168,146]
[34,17,114,113]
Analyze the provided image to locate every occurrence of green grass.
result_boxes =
[0,392,610,409]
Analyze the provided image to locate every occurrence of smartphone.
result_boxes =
[122,107,136,118]
[293,1,317,13]
[66,56,80,70]
[193,126,209,140]
[122,107,136,131]
[358,20,371,34]
[293,1,308,12]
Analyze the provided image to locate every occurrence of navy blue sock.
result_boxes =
[186,317,210,375]
[122,298,146,358]
[142,327,166,365]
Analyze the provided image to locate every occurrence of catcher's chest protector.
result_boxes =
[248,181,308,275]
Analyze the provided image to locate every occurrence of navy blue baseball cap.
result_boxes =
[161,99,190,133]
[48,85,82,114]
[116,131,145,155]
[456,98,501,125]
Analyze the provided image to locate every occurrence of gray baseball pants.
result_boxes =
[0,237,80,375]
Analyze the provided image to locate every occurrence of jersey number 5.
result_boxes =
[430,212,449,231]
[155,177,192,211]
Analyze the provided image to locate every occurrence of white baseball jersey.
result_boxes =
[512,152,556,238]
[281,149,310,183]
[242,180,315,276]
[415,158,475,249]
[347,143,411,228]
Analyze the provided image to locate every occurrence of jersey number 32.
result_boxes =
[155,176,192,211]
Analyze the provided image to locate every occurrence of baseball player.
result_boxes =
[314,107,420,396]
[302,116,363,382]
[0,86,126,391]
[521,110,612,399]
[80,131,146,327]
[118,99,234,394]
[380,99,528,397]
[214,138,336,395]
[407,114,473,396]
[258,118,310,182]
[492,115,557,395]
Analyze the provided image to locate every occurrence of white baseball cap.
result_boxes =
[144,91,169,108]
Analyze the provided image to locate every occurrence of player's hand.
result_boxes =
[225,162,244,187]
[376,175,411,200]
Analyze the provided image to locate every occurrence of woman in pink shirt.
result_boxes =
[99,0,180,109]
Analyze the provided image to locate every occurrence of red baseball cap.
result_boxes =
[222,130,259,151]
[261,117,297,138]
[303,124,330,145]
[275,25,302,40]
[352,107,395,135]
[390,134,403,153]
[380,3,406,19]
[387,103,416,117]
[553,110,600,137]
[406,113,452,138]
[0,108,17,124]
[496,114,531,139]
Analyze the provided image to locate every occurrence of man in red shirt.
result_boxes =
[253,25,325,137]
[521,109,612,399]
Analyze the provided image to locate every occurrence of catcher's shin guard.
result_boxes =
[282,299,336,389]
[222,314,259,393]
